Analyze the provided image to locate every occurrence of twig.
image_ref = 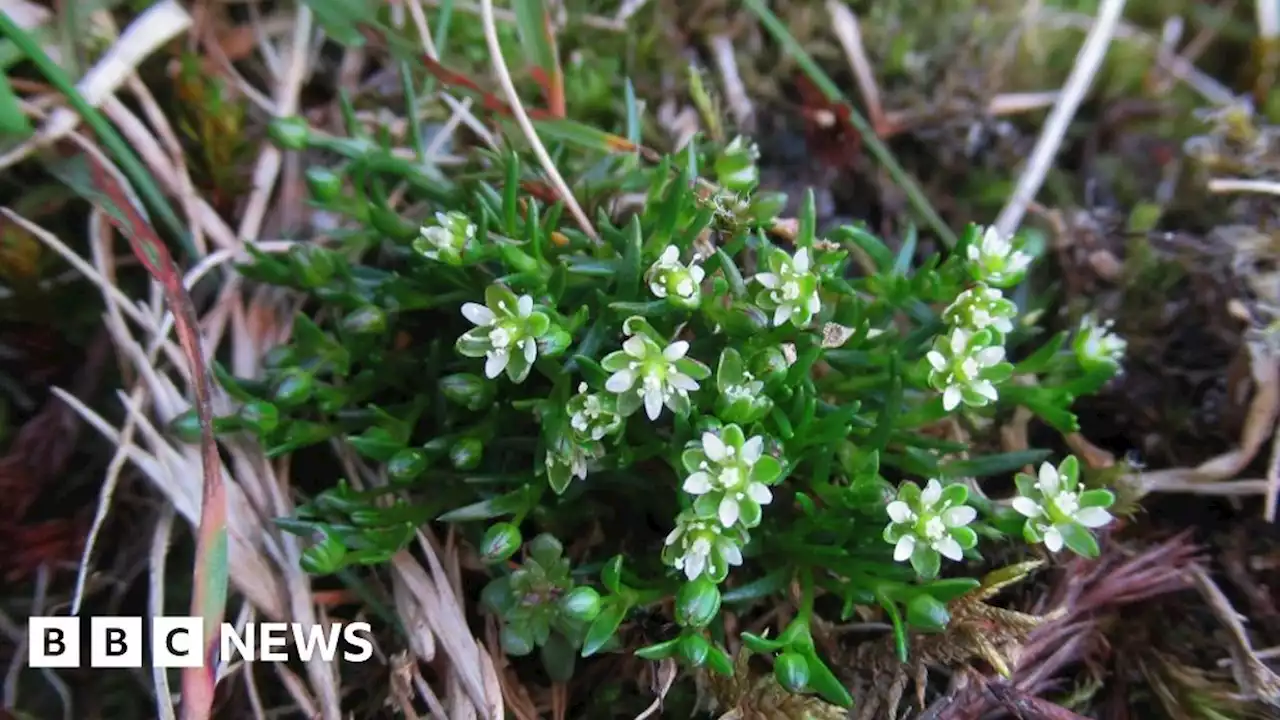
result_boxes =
[706,34,754,132]
[994,0,1128,239]
[1208,178,1280,196]
[826,1,885,134]
[478,0,597,242]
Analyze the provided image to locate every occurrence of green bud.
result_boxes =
[479,522,523,563]
[286,244,336,289]
[386,448,428,482]
[675,577,721,628]
[678,633,710,667]
[267,116,312,151]
[906,593,951,633]
[538,328,572,358]
[500,623,535,657]
[558,586,602,622]
[439,373,494,411]
[237,401,279,435]
[304,166,343,203]
[449,437,484,470]
[273,369,314,407]
[774,651,810,692]
[342,306,387,335]
[168,410,203,443]
[368,204,420,242]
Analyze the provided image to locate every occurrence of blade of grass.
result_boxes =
[513,0,565,117]
[78,156,226,720]
[0,10,197,261]
[740,0,956,248]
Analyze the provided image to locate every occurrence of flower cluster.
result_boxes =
[1073,314,1126,372]
[928,226,1020,412]
[965,225,1031,288]
[543,384,625,492]
[602,317,711,421]
[1012,457,1115,557]
[883,478,978,579]
[415,210,476,265]
[456,285,552,383]
[753,246,822,328]
[665,425,784,582]
[646,245,706,309]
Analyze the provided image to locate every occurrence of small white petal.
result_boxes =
[927,351,948,371]
[893,535,916,562]
[793,247,811,272]
[755,272,779,289]
[741,436,764,464]
[1011,497,1043,518]
[623,335,647,358]
[643,387,664,420]
[523,337,537,363]
[484,352,507,379]
[950,328,970,353]
[665,528,681,545]
[977,346,1006,366]
[722,543,743,566]
[943,386,962,411]
[462,302,495,326]
[1074,507,1112,528]
[683,472,713,494]
[1038,463,1061,496]
[690,266,706,283]
[660,245,679,264]
[1043,526,1064,552]
[973,379,998,401]
[807,292,820,313]
[748,482,772,504]
[669,372,699,391]
[887,501,913,524]
[943,505,976,527]
[718,496,740,527]
[773,305,790,327]
[517,295,533,317]
[922,479,943,506]
[605,369,635,393]
[702,432,728,462]
[684,553,706,580]
[664,341,689,361]
[934,535,963,561]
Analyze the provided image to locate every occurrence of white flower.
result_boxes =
[926,327,1010,411]
[966,226,1031,288]
[1074,314,1126,370]
[645,245,706,308]
[1013,459,1115,554]
[416,211,476,264]
[680,426,784,529]
[884,479,977,566]
[567,383,623,441]
[662,512,747,583]
[942,283,1017,335]
[753,247,822,328]
[601,320,711,421]
[456,287,552,383]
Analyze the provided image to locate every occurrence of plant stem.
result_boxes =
[741,0,956,248]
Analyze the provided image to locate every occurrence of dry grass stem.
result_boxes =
[995,0,1128,238]
[708,34,755,131]
[1208,178,1280,196]
[827,1,885,133]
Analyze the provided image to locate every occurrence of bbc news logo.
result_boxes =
[28,617,373,668]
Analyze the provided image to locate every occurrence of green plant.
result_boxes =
[188,101,1128,707]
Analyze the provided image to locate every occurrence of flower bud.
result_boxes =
[237,400,279,435]
[675,577,721,628]
[479,522,522,563]
[342,306,387,336]
[304,167,343,203]
[558,586,602,622]
[906,593,951,633]
[678,633,710,667]
[773,651,810,692]
[273,369,314,407]
[267,116,312,151]
[386,448,428,482]
[440,373,494,411]
[449,437,484,470]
